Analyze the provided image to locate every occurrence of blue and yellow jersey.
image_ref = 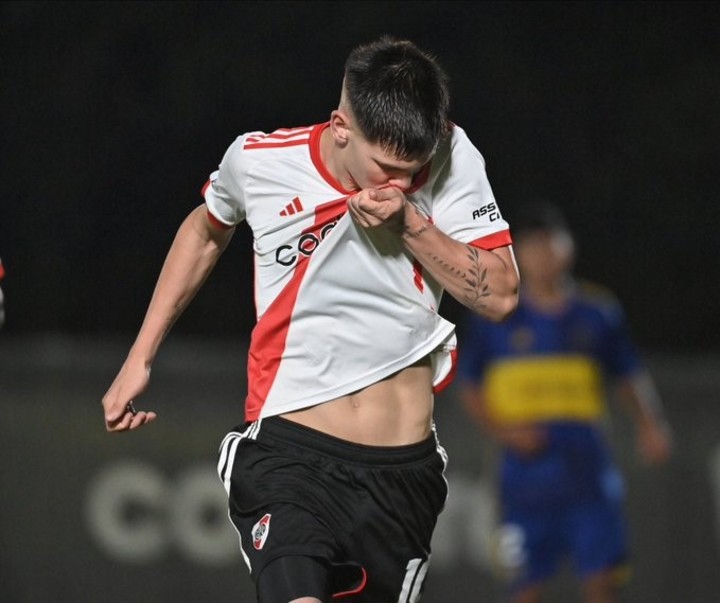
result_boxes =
[457,281,641,507]
[458,281,640,425]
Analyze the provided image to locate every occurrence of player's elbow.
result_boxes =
[483,274,519,323]
[485,290,519,323]
[480,250,520,323]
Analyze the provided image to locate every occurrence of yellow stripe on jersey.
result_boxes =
[484,355,605,423]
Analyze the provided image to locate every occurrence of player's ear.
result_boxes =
[329,109,351,147]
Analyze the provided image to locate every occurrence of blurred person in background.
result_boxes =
[457,201,672,603]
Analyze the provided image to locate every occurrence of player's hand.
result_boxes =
[498,424,548,457]
[347,187,406,231]
[637,419,672,465]
[102,358,157,433]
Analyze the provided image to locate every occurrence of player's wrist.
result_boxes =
[401,202,430,239]
[126,343,156,372]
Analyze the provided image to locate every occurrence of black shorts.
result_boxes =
[217,416,448,602]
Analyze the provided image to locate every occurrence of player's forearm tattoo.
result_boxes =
[403,223,429,238]
[463,245,490,308]
[429,245,489,308]
[402,207,492,309]
[402,204,429,238]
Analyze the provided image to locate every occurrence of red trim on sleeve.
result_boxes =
[0,261,5,280]
[202,179,235,230]
[468,229,513,251]
[206,210,233,230]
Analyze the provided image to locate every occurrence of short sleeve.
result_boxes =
[429,126,512,250]
[203,134,253,226]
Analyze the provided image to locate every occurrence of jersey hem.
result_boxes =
[255,326,455,420]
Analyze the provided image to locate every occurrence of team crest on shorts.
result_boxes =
[252,513,272,550]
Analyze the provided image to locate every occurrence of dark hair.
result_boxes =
[510,200,572,238]
[343,36,450,160]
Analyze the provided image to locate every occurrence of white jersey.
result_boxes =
[204,122,512,421]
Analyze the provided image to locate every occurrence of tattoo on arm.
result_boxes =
[429,245,489,308]
[402,204,430,238]
[404,223,429,238]
[463,246,490,308]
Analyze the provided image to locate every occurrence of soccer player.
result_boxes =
[457,202,672,603]
[102,36,519,602]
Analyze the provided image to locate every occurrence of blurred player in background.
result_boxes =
[458,202,672,603]
[102,36,519,602]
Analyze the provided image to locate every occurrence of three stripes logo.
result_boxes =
[279,197,304,217]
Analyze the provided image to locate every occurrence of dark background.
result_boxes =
[2,4,720,603]
[1,0,718,352]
